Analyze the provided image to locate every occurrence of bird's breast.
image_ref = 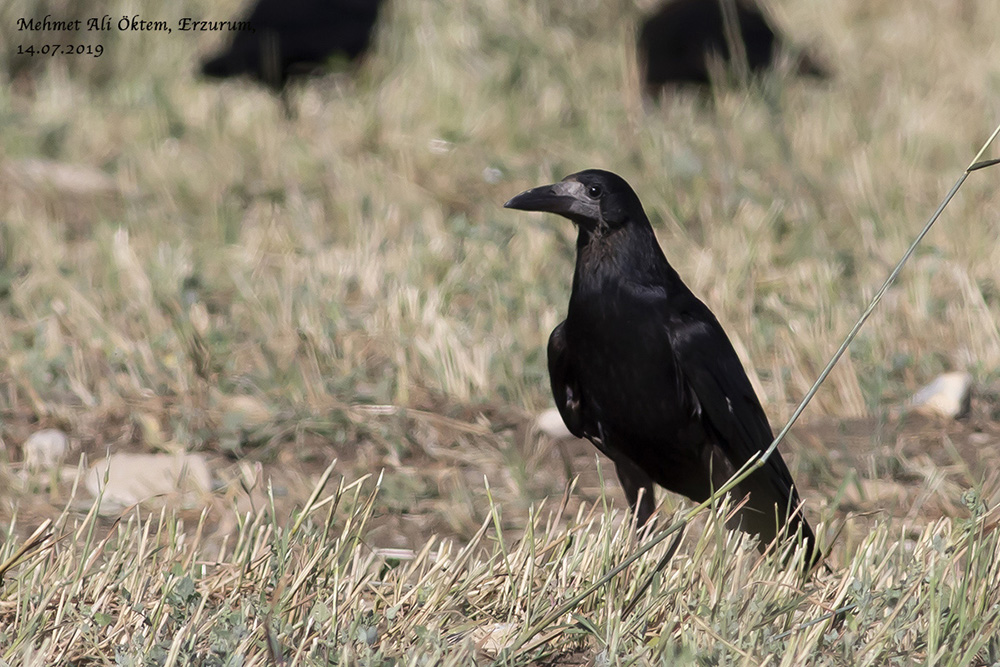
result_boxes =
[566,284,696,436]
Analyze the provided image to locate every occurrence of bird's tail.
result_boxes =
[729,469,822,571]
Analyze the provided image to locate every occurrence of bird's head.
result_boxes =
[504,169,645,237]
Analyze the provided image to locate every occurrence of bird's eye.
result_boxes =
[587,185,603,198]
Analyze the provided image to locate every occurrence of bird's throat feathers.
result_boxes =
[574,223,667,288]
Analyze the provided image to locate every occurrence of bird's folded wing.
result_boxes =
[666,312,799,495]
[547,321,586,439]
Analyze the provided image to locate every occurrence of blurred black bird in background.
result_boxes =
[638,0,827,92]
[200,0,383,92]
[505,169,819,567]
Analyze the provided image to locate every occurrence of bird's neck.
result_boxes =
[572,223,674,291]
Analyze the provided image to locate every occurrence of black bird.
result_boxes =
[200,0,383,92]
[505,169,818,565]
[638,0,827,92]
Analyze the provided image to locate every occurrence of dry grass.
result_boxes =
[2,0,1000,662]
[3,469,1000,665]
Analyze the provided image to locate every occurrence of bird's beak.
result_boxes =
[504,181,586,216]
[504,180,601,224]
[504,183,565,213]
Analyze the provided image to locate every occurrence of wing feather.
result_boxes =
[547,321,586,439]
[667,309,800,497]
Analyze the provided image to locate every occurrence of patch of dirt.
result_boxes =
[3,395,999,569]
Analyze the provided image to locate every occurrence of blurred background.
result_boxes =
[2,0,1000,563]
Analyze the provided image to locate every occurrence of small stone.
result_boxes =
[85,453,212,515]
[482,167,503,184]
[214,392,273,427]
[536,407,574,440]
[23,429,69,470]
[910,372,972,419]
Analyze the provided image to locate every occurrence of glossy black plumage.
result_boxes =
[506,169,818,566]
[638,0,826,91]
[200,0,382,91]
